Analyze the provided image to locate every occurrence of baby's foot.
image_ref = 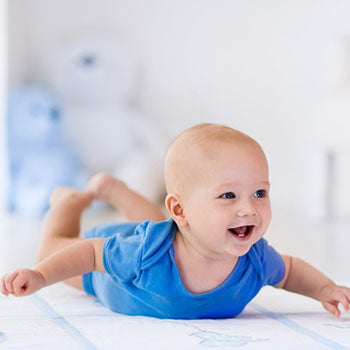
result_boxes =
[85,172,125,203]
[50,187,92,210]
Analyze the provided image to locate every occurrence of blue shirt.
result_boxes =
[82,219,285,319]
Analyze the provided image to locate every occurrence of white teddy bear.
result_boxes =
[52,37,166,203]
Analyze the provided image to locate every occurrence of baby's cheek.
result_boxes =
[256,211,271,237]
[261,204,272,224]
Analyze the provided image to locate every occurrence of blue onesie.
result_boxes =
[82,219,285,319]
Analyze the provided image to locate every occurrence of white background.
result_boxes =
[0,0,7,212]
[1,0,350,279]
[6,0,350,219]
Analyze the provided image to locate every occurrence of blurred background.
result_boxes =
[0,0,350,281]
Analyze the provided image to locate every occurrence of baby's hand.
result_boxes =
[318,283,350,317]
[1,269,46,297]
[85,172,124,202]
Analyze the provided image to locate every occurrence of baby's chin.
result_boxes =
[226,244,252,258]
[227,235,263,257]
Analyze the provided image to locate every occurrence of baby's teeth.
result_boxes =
[238,233,244,237]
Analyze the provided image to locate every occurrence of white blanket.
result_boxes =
[0,282,349,349]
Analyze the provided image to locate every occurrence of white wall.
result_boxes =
[8,0,350,215]
[0,0,8,213]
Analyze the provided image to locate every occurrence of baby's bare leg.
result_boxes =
[37,187,93,289]
[86,173,166,222]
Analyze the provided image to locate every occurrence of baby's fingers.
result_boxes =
[4,271,19,295]
[1,274,9,295]
[335,290,350,312]
[323,301,341,318]
[12,273,30,296]
[339,286,350,304]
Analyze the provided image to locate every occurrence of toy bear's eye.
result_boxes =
[82,54,96,67]
[50,107,60,121]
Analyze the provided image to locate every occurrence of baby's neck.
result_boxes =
[173,230,238,294]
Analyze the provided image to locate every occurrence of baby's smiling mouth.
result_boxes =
[228,225,254,239]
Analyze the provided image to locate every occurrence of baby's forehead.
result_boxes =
[179,124,259,149]
[167,128,264,169]
[180,134,264,161]
[164,124,267,192]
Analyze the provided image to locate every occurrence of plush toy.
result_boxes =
[51,38,166,203]
[7,84,84,216]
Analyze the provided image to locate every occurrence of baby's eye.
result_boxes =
[254,190,266,198]
[220,192,236,199]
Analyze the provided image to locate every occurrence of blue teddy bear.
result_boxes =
[7,85,84,216]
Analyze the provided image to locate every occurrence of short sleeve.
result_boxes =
[103,223,147,282]
[250,238,285,286]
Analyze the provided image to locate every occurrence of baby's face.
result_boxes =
[181,141,271,258]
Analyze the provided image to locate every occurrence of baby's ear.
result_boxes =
[165,193,188,227]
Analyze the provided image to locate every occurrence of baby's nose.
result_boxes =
[236,199,257,217]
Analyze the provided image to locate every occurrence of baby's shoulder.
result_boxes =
[101,218,177,281]
[140,219,177,269]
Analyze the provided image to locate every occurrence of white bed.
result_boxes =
[1,281,349,349]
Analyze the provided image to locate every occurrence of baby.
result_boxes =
[1,123,350,319]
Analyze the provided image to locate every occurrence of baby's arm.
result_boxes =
[275,256,350,317]
[86,172,167,222]
[1,238,105,297]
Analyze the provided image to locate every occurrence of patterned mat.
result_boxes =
[0,282,349,349]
